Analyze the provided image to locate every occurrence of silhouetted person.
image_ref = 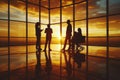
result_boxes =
[35,22,43,50]
[43,24,53,51]
[71,31,78,50]
[76,28,84,50]
[72,28,84,51]
[62,20,72,51]
[77,28,82,41]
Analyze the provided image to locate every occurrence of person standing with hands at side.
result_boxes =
[62,20,72,51]
[35,22,43,51]
[43,24,53,51]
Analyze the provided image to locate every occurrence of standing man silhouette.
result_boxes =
[35,22,43,50]
[43,24,53,51]
[62,20,72,51]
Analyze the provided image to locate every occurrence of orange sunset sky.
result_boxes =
[0,0,120,38]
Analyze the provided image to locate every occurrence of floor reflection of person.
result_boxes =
[34,50,42,80]
[62,20,72,51]
[73,50,85,68]
[35,22,43,51]
[44,51,52,75]
[63,51,72,78]
[43,24,53,51]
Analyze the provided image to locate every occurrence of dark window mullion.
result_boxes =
[25,0,28,79]
[60,0,62,80]
[86,0,89,80]
[8,0,10,79]
[106,0,109,80]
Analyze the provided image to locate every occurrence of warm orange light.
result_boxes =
[58,36,61,40]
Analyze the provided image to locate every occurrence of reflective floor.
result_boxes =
[0,44,120,80]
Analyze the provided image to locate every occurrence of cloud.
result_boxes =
[88,0,107,17]
[0,3,8,19]
[0,0,120,37]
[62,0,72,5]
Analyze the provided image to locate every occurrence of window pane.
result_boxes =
[88,0,106,18]
[0,0,8,19]
[109,0,120,15]
[109,15,120,37]
[51,8,60,23]
[0,47,8,72]
[50,0,60,8]
[51,24,60,37]
[28,22,36,37]
[28,23,36,46]
[109,15,120,48]
[10,21,26,37]
[10,37,26,46]
[28,4,39,22]
[0,1,8,74]
[88,18,106,37]
[10,0,26,21]
[62,0,73,6]
[41,7,48,24]
[62,6,73,22]
[0,20,8,37]
[41,0,48,8]
[75,2,86,20]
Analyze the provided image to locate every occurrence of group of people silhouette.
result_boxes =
[34,20,85,80]
[35,22,53,51]
[35,19,84,52]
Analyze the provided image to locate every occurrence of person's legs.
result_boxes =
[38,36,41,50]
[68,38,71,50]
[72,42,75,51]
[36,37,38,49]
[48,37,52,51]
[44,38,48,51]
[63,36,67,50]
[36,36,40,49]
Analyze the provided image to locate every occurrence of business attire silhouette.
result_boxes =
[43,24,53,51]
[35,22,43,50]
[62,20,72,51]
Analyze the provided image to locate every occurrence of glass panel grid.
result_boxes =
[0,0,120,80]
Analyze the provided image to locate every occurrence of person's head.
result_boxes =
[78,28,81,32]
[67,20,70,24]
[36,22,40,26]
[47,24,50,28]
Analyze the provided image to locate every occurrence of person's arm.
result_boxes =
[70,24,72,33]
[45,28,47,33]
[40,29,43,32]
[35,24,37,36]
[51,28,53,33]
